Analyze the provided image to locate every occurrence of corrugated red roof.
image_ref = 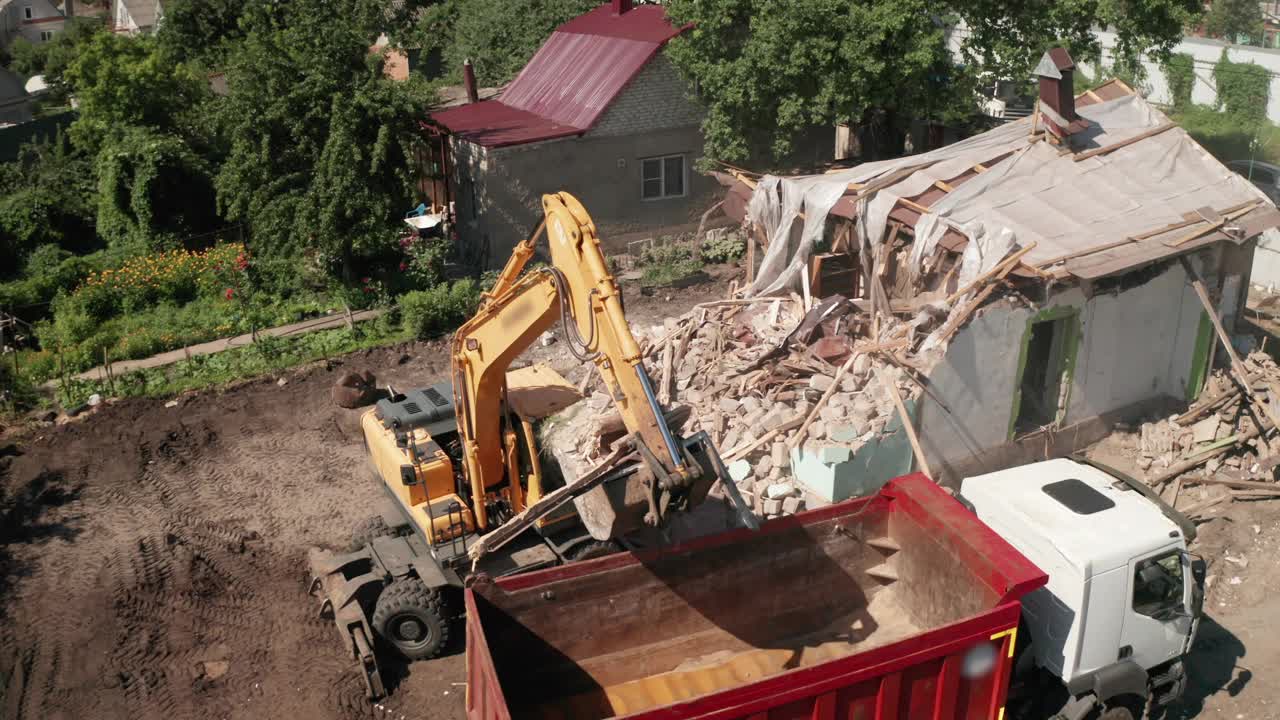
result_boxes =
[429,3,688,148]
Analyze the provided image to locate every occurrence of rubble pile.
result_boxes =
[1129,351,1280,518]
[543,294,940,519]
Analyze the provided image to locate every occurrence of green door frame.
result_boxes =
[1008,306,1083,440]
[1185,311,1214,402]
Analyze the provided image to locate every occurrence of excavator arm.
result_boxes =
[451,193,707,533]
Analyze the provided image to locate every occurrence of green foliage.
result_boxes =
[1203,0,1264,44]
[1213,49,1269,122]
[156,0,249,66]
[215,0,429,279]
[700,230,745,264]
[8,37,49,77]
[7,18,106,104]
[414,0,597,86]
[0,132,97,275]
[63,33,210,154]
[1162,53,1195,110]
[400,279,481,338]
[639,243,702,287]
[1172,104,1280,165]
[666,0,1201,163]
[94,126,218,252]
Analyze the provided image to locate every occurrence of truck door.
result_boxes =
[1120,548,1193,671]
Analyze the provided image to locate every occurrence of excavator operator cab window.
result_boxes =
[399,464,419,486]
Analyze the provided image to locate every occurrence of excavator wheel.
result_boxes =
[372,577,450,661]
[565,539,621,562]
[347,515,399,552]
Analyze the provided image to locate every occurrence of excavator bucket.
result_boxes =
[306,546,387,698]
[571,431,758,540]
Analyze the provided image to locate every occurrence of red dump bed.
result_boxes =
[464,473,1047,720]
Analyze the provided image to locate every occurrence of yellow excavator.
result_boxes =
[308,192,754,698]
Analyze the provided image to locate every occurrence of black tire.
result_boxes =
[348,515,396,552]
[372,577,450,661]
[565,539,621,562]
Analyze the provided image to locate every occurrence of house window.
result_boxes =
[23,6,32,19]
[641,154,686,200]
[39,30,52,41]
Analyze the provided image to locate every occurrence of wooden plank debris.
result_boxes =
[1072,122,1176,162]
[879,368,932,478]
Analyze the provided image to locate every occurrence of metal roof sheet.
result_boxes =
[428,3,687,147]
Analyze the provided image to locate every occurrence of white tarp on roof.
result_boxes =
[745,93,1271,296]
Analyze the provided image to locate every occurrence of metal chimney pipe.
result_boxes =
[463,59,478,104]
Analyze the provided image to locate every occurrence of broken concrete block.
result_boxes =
[740,396,762,414]
[782,496,803,515]
[820,446,852,464]
[722,428,742,452]
[771,441,787,470]
[755,455,774,476]
[829,424,859,443]
[819,405,843,424]
[852,354,872,377]
[718,397,741,413]
[766,482,793,500]
[727,459,752,483]
[793,399,812,417]
[588,393,610,410]
[852,396,876,418]
[809,421,827,440]
[840,374,863,393]
[809,374,836,392]
[1189,415,1219,444]
[763,498,783,515]
[760,409,789,431]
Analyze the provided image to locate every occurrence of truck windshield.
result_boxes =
[1133,551,1184,618]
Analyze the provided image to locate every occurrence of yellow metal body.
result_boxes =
[451,192,685,531]
[360,409,475,544]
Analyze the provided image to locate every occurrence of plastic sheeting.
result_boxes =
[744,92,1273,297]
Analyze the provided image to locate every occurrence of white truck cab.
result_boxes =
[960,457,1203,720]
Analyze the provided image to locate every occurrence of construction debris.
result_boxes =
[542,291,944,520]
[1116,351,1280,520]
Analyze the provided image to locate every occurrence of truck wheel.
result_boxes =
[372,577,450,661]
[348,515,396,552]
[566,540,621,562]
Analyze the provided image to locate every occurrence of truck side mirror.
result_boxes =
[400,464,419,486]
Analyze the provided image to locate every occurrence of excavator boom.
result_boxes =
[451,193,704,535]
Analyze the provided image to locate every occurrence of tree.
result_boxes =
[412,0,597,86]
[6,18,108,104]
[63,33,209,154]
[0,132,97,272]
[215,0,430,279]
[665,0,1202,163]
[156,0,249,66]
[1203,0,1264,45]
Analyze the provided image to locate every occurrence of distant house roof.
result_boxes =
[430,3,689,148]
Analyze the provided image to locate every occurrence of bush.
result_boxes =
[1214,49,1269,122]
[1162,53,1195,111]
[639,242,702,287]
[400,279,481,339]
[700,230,745,264]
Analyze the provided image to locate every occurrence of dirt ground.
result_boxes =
[0,279,727,720]
[4,272,1280,720]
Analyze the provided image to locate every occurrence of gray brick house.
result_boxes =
[425,0,717,262]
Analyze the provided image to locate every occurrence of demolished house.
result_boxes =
[547,50,1280,515]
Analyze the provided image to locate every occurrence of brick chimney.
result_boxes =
[1034,48,1088,140]
[613,0,633,14]
[463,59,478,104]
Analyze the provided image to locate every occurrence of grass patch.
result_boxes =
[638,243,704,287]
[1172,105,1280,165]
[49,315,410,408]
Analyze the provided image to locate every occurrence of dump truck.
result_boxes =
[462,472,1047,719]
[463,458,1203,720]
